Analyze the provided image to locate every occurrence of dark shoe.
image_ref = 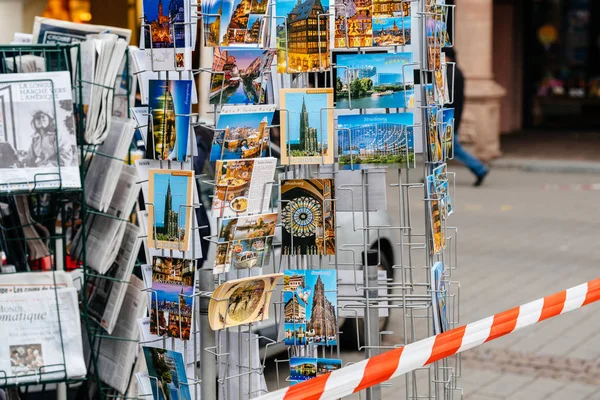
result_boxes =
[473,170,489,187]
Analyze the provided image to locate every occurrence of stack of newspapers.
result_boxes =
[0,271,86,385]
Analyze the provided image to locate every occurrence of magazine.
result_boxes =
[0,71,79,192]
[86,223,141,334]
[84,117,136,212]
[0,287,86,385]
[148,169,195,251]
[212,157,277,217]
[146,79,193,162]
[280,179,336,256]
[142,0,192,71]
[78,34,129,144]
[0,271,73,294]
[209,49,275,105]
[337,113,414,169]
[32,17,132,44]
[142,347,192,400]
[95,276,147,394]
[280,88,334,165]
[283,269,337,346]
[150,256,194,340]
[430,261,447,334]
[214,212,277,274]
[289,357,341,385]
[334,52,415,109]
[275,0,330,72]
[208,273,282,330]
[210,104,276,161]
[131,106,149,145]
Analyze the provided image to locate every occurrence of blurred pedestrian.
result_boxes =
[444,47,489,186]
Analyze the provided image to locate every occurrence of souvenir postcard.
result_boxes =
[148,169,194,251]
[281,179,335,256]
[373,16,411,47]
[290,358,317,383]
[142,0,191,70]
[146,80,193,161]
[317,358,342,375]
[208,273,283,330]
[426,174,444,255]
[433,53,449,104]
[423,83,435,106]
[426,106,443,162]
[212,157,277,217]
[214,212,277,273]
[142,347,191,400]
[210,104,276,161]
[150,256,194,340]
[275,0,330,73]
[430,261,447,334]
[203,0,268,46]
[335,52,414,109]
[433,163,452,218]
[337,113,414,169]
[289,357,342,384]
[210,48,276,105]
[426,11,447,71]
[441,108,454,159]
[0,71,80,192]
[280,88,334,165]
[283,269,337,346]
[334,0,409,48]
[373,0,411,18]
[334,0,373,48]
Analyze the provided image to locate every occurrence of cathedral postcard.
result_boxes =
[142,0,192,70]
[147,169,194,251]
[280,88,334,165]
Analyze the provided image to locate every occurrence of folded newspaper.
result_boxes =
[0,272,86,385]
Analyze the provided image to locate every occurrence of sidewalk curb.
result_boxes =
[490,158,600,174]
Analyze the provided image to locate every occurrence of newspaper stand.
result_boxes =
[0,44,89,397]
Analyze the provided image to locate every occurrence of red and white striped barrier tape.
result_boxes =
[258,278,600,400]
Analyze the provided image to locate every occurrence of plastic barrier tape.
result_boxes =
[257,278,600,400]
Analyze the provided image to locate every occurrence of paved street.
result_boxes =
[264,166,600,399]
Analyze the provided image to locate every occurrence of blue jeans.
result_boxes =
[453,132,488,177]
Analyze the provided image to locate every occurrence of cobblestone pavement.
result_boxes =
[264,166,600,399]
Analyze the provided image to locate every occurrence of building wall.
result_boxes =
[493,0,523,134]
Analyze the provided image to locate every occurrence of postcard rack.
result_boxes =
[123,0,463,398]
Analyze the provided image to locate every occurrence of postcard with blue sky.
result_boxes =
[335,52,414,109]
[210,49,275,105]
[143,347,191,400]
[373,16,411,47]
[441,108,454,159]
[147,80,192,161]
[148,169,193,251]
[210,104,276,161]
[337,112,414,169]
[289,357,317,384]
[283,269,337,346]
[280,88,334,164]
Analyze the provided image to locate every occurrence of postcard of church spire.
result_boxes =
[142,0,192,70]
[147,169,194,251]
[146,79,193,161]
[280,88,334,165]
